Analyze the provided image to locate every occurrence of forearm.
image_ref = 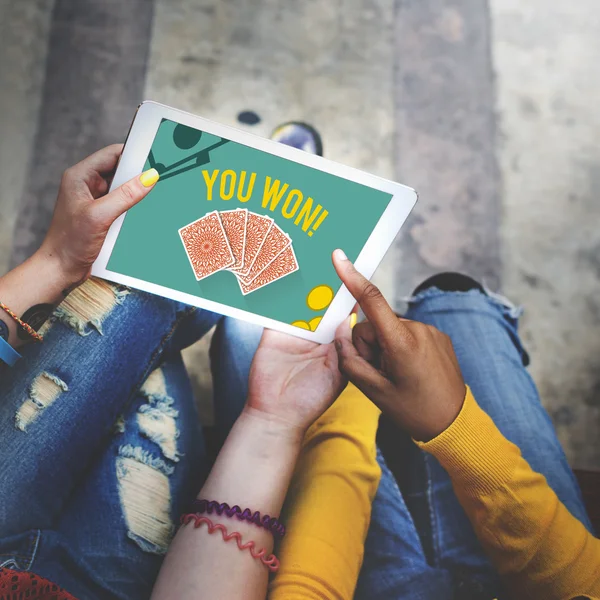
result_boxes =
[419,387,600,599]
[0,249,76,348]
[151,408,303,600]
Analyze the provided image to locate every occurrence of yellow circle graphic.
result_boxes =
[308,316,322,331]
[291,320,311,330]
[306,285,334,311]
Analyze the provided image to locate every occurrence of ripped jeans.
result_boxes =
[0,278,261,600]
[0,280,592,599]
[355,287,593,600]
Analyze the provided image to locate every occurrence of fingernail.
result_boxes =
[334,248,348,261]
[350,313,357,329]
[140,168,159,187]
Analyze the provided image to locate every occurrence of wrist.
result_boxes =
[239,406,305,448]
[406,387,466,442]
[33,246,86,292]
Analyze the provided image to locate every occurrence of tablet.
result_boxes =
[92,101,417,343]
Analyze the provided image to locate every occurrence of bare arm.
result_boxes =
[0,252,74,347]
[152,409,303,600]
[151,326,349,600]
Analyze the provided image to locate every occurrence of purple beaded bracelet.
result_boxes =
[191,499,286,537]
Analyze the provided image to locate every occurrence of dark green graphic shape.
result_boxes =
[146,126,230,182]
[173,123,203,149]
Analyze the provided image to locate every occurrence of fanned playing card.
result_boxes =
[220,208,248,270]
[231,212,273,277]
[179,211,234,280]
[237,245,299,295]
[239,223,291,283]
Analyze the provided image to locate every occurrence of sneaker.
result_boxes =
[270,121,323,156]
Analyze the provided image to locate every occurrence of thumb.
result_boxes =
[93,168,159,224]
[334,316,392,406]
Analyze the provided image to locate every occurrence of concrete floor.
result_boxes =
[1,0,599,468]
[493,0,600,468]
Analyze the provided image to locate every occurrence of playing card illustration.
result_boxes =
[237,223,291,284]
[180,210,298,294]
[220,208,248,270]
[231,213,273,277]
[236,245,299,295]
[179,211,234,280]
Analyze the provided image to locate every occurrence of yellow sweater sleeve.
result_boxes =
[268,383,381,600]
[417,386,600,600]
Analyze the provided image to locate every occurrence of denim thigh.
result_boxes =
[0,353,206,600]
[398,288,591,583]
[210,317,263,446]
[0,279,219,543]
[355,449,452,600]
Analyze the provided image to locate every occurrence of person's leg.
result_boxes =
[26,353,206,600]
[355,449,452,600]
[0,278,219,536]
[395,284,592,587]
[209,317,263,445]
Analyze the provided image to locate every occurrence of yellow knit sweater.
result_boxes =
[269,383,381,600]
[269,385,600,600]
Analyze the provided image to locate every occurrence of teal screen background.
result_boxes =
[107,119,393,327]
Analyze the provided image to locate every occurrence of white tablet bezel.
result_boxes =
[92,101,417,344]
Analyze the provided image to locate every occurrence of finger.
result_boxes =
[91,168,159,225]
[352,321,380,364]
[76,144,124,176]
[332,249,402,339]
[335,336,392,404]
[334,326,391,402]
[64,145,125,196]
[88,170,110,199]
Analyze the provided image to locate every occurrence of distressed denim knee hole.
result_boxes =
[116,445,174,555]
[40,278,129,337]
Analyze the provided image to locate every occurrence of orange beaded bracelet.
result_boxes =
[0,302,44,342]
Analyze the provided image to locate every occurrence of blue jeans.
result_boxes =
[0,280,262,599]
[355,288,593,599]
[0,283,590,599]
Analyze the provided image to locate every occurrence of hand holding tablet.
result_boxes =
[92,101,417,343]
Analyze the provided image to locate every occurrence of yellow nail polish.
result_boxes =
[350,313,357,329]
[140,168,159,187]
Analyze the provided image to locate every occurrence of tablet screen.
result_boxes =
[106,119,393,331]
